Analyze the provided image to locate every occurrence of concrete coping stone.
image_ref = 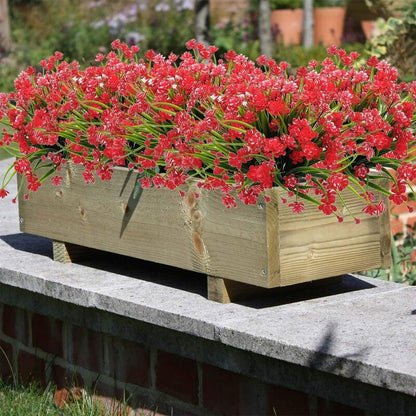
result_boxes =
[0,159,415,397]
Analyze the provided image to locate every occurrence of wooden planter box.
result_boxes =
[18,163,391,302]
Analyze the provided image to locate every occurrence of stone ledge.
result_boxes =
[1,159,415,401]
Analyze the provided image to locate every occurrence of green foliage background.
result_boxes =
[0,0,368,92]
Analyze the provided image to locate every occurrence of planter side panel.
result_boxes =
[18,164,270,287]
[192,187,270,286]
[276,187,390,287]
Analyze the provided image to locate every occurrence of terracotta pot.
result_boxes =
[313,7,346,46]
[361,20,376,40]
[271,9,304,46]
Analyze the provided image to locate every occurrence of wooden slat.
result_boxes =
[18,163,389,290]
[18,164,270,287]
[195,187,268,286]
[52,241,91,263]
[265,189,281,287]
[275,185,388,287]
[379,185,392,268]
[207,276,268,303]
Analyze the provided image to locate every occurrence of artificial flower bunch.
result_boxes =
[1,39,416,221]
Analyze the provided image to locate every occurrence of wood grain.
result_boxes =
[207,275,269,303]
[378,182,393,268]
[52,241,91,263]
[18,164,390,290]
[275,185,390,286]
[18,164,269,286]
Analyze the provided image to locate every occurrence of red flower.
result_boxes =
[362,201,386,216]
[222,194,237,208]
[0,40,414,219]
[51,176,63,186]
[319,203,337,215]
[354,164,369,180]
[247,163,273,189]
[289,201,305,214]
[284,174,298,189]
[268,99,287,117]
[264,137,286,158]
[0,188,9,198]
[326,172,349,192]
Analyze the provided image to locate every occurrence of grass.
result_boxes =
[0,381,63,416]
[0,378,155,416]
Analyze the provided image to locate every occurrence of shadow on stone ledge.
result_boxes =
[1,233,53,258]
[1,233,376,308]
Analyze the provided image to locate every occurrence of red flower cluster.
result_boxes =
[1,40,416,219]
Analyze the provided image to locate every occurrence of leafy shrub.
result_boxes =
[210,16,259,60]
[361,229,416,285]
[274,43,366,74]
[366,1,416,81]
[0,0,194,92]
[269,0,303,10]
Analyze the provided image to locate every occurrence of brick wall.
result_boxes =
[0,302,368,416]
[390,200,416,237]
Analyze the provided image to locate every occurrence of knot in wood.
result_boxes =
[78,206,86,220]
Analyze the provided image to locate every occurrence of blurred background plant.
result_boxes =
[0,0,196,91]
[269,0,303,9]
[210,16,259,59]
[0,0,372,92]
[361,228,416,285]
[366,1,416,81]
[364,0,405,18]
[314,0,348,7]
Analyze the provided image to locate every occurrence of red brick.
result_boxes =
[32,313,63,357]
[70,325,105,374]
[2,305,30,345]
[0,339,14,382]
[406,215,416,230]
[156,350,199,404]
[17,350,46,386]
[128,392,163,416]
[110,337,150,387]
[269,385,309,416]
[52,364,67,389]
[318,397,366,416]
[93,379,130,405]
[52,364,85,390]
[391,204,408,215]
[239,376,268,414]
[390,217,404,236]
[202,364,240,415]
[390,200,416,215]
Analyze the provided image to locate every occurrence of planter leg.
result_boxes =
[53,240,89,263]
[207,275,267,303]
